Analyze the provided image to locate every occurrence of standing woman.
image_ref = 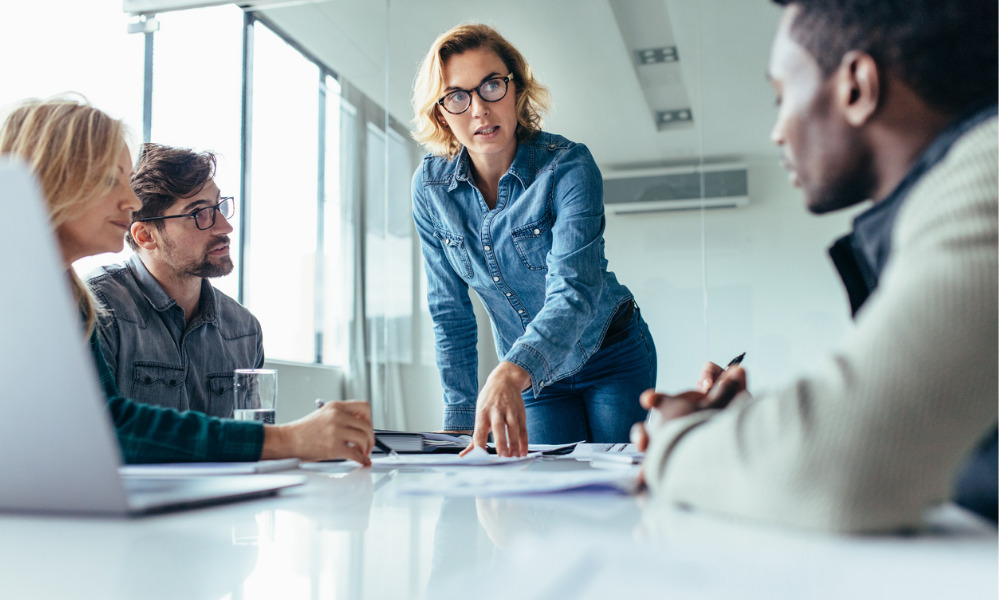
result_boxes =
[0,96,375,464]
[411,24,657,456]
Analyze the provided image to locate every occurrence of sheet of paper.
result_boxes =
[567,442,644,463]
[392,466,639,496]
[118,458,300,476]
[485,441,582,454]
[372,447,540,468]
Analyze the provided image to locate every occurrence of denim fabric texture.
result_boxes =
[87,254,264,418]
[412,131,649,432]
[522,306,656,443]
[90,329,264,464]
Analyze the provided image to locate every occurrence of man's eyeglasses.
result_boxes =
[437,73,514,115]
[137,197,235,231]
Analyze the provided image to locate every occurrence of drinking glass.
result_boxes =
[233,369,278,424]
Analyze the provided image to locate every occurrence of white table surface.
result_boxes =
[0,457,995,599]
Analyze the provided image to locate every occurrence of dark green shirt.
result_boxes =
[90,329,264,464]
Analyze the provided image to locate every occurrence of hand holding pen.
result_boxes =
[632,353,748,452]
[315,400,399,459]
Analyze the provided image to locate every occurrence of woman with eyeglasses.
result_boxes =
[411,24,657,456]
[0,96,376,465]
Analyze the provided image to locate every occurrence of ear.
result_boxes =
[434,104,450,129]
[835,51,880,126]
[129,221,158,251]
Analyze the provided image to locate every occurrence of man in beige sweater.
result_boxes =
[638,0,998,532]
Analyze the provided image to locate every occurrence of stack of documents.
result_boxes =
[375,430,469,453]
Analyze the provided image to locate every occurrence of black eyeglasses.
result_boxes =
[137,197,235,230]
[437,73,514,115]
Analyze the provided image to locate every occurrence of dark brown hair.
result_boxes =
[127,142,217,249]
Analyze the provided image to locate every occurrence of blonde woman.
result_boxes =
[0,97,375,464]
[411,25,657,456]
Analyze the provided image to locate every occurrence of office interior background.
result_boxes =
[1,0,862,431]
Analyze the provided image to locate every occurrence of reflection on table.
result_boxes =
[0,458,994,599]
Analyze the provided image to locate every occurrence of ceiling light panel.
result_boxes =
[609,0,693,132]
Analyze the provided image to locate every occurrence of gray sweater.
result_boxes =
[643,117,998,532]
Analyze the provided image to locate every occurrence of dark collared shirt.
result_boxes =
[91,329,264,464]
[88,254,264,418]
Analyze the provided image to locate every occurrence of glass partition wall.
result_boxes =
[106,0,857,431]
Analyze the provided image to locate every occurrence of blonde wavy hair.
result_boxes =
[411,23,551,159]
[0,96,127,336]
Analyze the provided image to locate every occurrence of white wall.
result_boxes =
[604,159,863,395]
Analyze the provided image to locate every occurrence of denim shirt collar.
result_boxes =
[829,103,998,316]
[445,137,535,193]
[126,253,219,325]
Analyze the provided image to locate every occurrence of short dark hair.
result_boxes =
[773,0,998,115]
[127,143,217,250]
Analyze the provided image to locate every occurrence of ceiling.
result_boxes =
[258,0,785,170]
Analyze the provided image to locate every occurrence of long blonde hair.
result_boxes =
[411,23,551,159]
[0,96,127,336]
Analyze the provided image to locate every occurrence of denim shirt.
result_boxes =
[87,254,264,418]
[90,329,264,464]
[412,131,634,430]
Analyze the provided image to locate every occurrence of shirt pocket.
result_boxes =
[207,372,236,418]
[512,214,553,271]
[131,363,185,411]
[434,227,474,279]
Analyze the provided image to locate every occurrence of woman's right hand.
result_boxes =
[461,361,531,457]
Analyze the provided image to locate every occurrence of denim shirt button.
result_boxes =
[484,245,490,251]
[505,292,512,297]
[444,238,451,244]
[549,143,556,149]
[533,228,540,235]
[492,276,500,282]
[518,310,524,314]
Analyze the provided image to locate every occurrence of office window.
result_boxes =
[244,21,321,363]
[364,124,414,363]
[0,0,144,277]
[321,83,354,367]
[148,4,244,299]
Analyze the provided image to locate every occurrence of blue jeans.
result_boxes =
[522,308,657,443]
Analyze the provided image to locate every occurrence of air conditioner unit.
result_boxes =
[603,163,749,215]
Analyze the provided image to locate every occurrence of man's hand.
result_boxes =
[460,361,531,458]
[631,362,747,452]
[261,400,375,465]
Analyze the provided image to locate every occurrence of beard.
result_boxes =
[163,235,235,279]
[802,134,877,215]
[187,253,234,278]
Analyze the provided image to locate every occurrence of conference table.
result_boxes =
[0,457,995,599]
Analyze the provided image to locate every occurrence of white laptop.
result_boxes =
[0,158,305,516]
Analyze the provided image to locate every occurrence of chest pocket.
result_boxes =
[512,214,553,271]
[434,228,474,279]
[207,372,236,418]
[131,363,185,411]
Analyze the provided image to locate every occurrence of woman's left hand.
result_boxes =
[461,362,531,457]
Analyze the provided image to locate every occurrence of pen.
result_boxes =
[726,352,746,369]
[315,399,399,458]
